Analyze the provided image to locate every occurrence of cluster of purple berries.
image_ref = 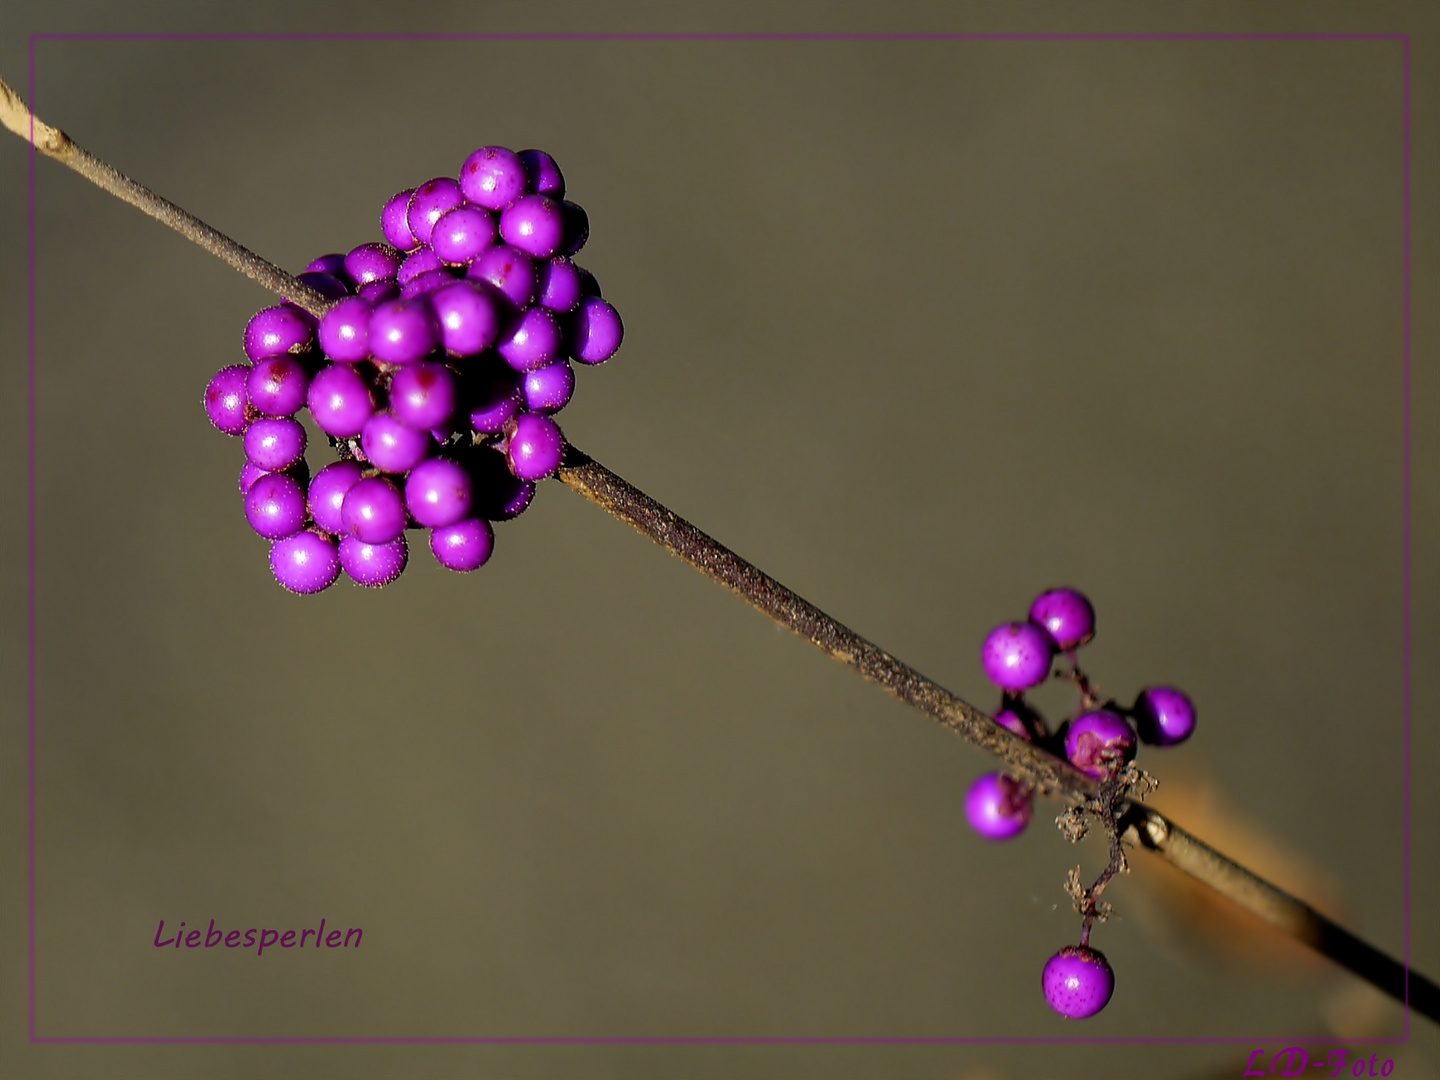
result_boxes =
[203,146,623,593]
[962,588,1197,1020]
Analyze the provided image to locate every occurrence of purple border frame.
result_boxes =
[25,30,1413,1047]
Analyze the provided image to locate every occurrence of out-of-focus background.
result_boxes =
[1,4,1435,1078]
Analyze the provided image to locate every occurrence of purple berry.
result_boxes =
[406,178,466,248]
[398,245,444,285]
[244,305,314,361]
[465,361,523,434]
[460,146,526,210]
[401,268,459,300]
[270,529,340,595]
[505,413,565,480]
[246,355,311,418]
[244,417,307,472]
[360,413,433,474]
[344,242,402,287]
[993,709,1031,741]
[567,296,623,364]
[430,517,495,572]
[244,471,307,540]
[358,278,399,305]
[498,306,562,373]
[307,363,376,438]
[305,253,348,277]
[292,271,351,306]
[380,189,419,252]
[1029,588,1096,651]
[239,460,268,495]
[1065,710,1137,779]
[980,622,1055,693]
[1042,945,1114,1020]
[339,534,408,587]
[308,460,364,535]
[964,773,1032,841]
[204,364,251,435]
[368,299,440,365]
[537,258,583,312]
[318,297,373,363]
[557,200,589,255]
[430,280,504,357]
[499,194,566,259]
[404,457,473,528]
[468,244,537,308]
[470,446,536,519]
[522,359,575,414]
[1133,686,1196,747]
[519,148,565,198]
[390,361,457,430]
[576,265,602,298]
[340,476,407,545]
[431,205,497,264]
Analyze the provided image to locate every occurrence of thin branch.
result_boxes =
[9,68,1434,1025]
[0,74,330,318]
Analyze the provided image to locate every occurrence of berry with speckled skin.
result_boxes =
[244,305,313,361]
[270,529,340,594]
[505,413,565,480]
[344,242,402,287]
[430,517,495,572]
[432,205,498,264]
[567,296,623,364]
[404,457,473,528]
[368,299,440,365]
[244,417,307,472]
[965,773,1033,840]
[521,359,575,414]
[500,195,566,259]
[1042,945,1114,1019]
[341,476,407,545]
[398,245,444,285]
[239,461,268,495]
[244,471,307,540]
[498,306,561,372]
[980,621,1055,693]
[1065,710,1137,779]
[307,363,375,438]
[247,356,310,418]
[205,364,251,435]
[1133,686,1196,747]
[460,145,527,210]
[340,534,408,587]
[307,461,364,536]
[1029,588,1096,651]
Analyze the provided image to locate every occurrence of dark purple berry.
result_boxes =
[499,195,566,259]
[431,205,497,264]
[246,355,311,418]
[1065,710,1137,779]
[244,417,307,472]
[1042,945,1114,1020]
[308,460,364,535]
[205,364,250,435]
[965,773,1032,841]
[464,360,523,434]
[430,280,504,357]
[468,244,537,308]
[505,413,565,480]
[307,363,376,438]
[576,265,602,298]
[358,278,399,305]
[519,148,565,198]
[360,413,433,474]
[567,296,623,364]
[460,146,526,210]
[498,306,562,372]
[430,517,495,572]
[557,200,589,255]
[244,471,307,540]
[305,253,348,277]
[380,189,419,252]
[1029,588,1096,651]
[400,268,459,300]
[294,271,351,302]
[469,446,536,519]
[244,305,314,361]
[270,529,340,594]
[521,359,575,414]
[339,534,408,587]
[398,245,444,285]
[368,299,440,365]
[406,177,466,247]
[980,621,1055,693]
[341,476,407,545]
[404,457,473,528]
[317,296,372,363]
[344,242,402,287]
[1133,686,1196,747]
[390,361,457,430]
[537,258,583,312]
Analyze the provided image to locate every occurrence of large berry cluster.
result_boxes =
[203,146,623,593]
[961,587,1197,1020]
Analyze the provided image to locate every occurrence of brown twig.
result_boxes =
[8,69,1434,1025]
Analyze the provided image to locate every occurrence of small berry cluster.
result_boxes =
[203,146,623,593]
[962,587,1197,1020]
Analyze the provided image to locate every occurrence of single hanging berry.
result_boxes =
[1042,945,1114,1019]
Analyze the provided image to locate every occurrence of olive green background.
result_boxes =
[1,4,1436,1079]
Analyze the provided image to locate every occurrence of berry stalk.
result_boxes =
[7,72,1435,1025]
